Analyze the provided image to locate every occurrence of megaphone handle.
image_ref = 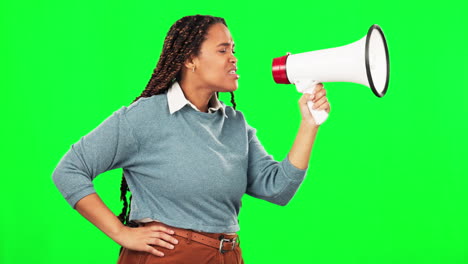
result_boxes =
[306,100,329,125]
[303,85,329,125]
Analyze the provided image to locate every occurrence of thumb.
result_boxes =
[300,92,314,105]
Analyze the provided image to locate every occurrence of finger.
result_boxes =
[150,226,175,235]
[299,93,314,105]
[148,238,176,250]
[317,102,330,112]
[313,83,324,94]
[314,100,330,111]
[146,245,165,257]
[149,232,179,245]
[312,97,328,110]
[312,90,327,103]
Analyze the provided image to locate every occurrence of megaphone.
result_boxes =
[272,24,390,125]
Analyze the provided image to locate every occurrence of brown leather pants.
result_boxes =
[116,221,244,264]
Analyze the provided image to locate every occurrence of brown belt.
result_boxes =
[140,221,239,254]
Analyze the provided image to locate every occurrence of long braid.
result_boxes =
[229,92,236,110]
[117,15,237,232]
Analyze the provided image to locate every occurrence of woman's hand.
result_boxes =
[298,83,331,127]
[74,194,178,257]
[114,225,179,257]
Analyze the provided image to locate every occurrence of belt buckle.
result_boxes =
[219,237,237,254]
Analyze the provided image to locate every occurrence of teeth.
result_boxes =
[229,70,236,74]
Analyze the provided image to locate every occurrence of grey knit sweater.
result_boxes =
[52,89,308,233]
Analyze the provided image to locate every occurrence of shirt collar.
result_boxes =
[167,81,227,118]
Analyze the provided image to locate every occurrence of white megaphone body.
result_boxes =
[272,24,390,125]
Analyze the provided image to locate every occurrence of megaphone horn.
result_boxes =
[272,24,390,125]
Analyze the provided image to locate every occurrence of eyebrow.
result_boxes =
[217,42,235,47]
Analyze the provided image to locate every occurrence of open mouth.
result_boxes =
[228,69,239,79]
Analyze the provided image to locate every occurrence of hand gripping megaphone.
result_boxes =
[272,24,390,125]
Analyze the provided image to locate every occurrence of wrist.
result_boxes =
[109,223,128,245]
[300,119,320,131]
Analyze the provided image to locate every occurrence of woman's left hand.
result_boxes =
[298,83,331,127]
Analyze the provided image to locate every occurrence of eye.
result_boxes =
[219,49,236,54]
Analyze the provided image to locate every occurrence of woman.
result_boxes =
[52,14,330,264]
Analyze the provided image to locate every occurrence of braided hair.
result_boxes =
[117,15,237,228]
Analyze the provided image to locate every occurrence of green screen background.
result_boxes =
[1,0,467,263]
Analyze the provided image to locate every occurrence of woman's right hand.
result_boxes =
[74,194,179,257]
[114,225,179,257]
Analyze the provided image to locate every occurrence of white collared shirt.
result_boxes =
[167,81,228,118]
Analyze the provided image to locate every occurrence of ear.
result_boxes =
[183,54,199,71]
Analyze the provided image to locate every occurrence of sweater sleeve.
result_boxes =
[245,124,308,206]
[52,107,139,209]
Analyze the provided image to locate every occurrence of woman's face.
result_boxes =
[189,23,238,93]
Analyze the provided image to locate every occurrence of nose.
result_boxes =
[229,53,237,64]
